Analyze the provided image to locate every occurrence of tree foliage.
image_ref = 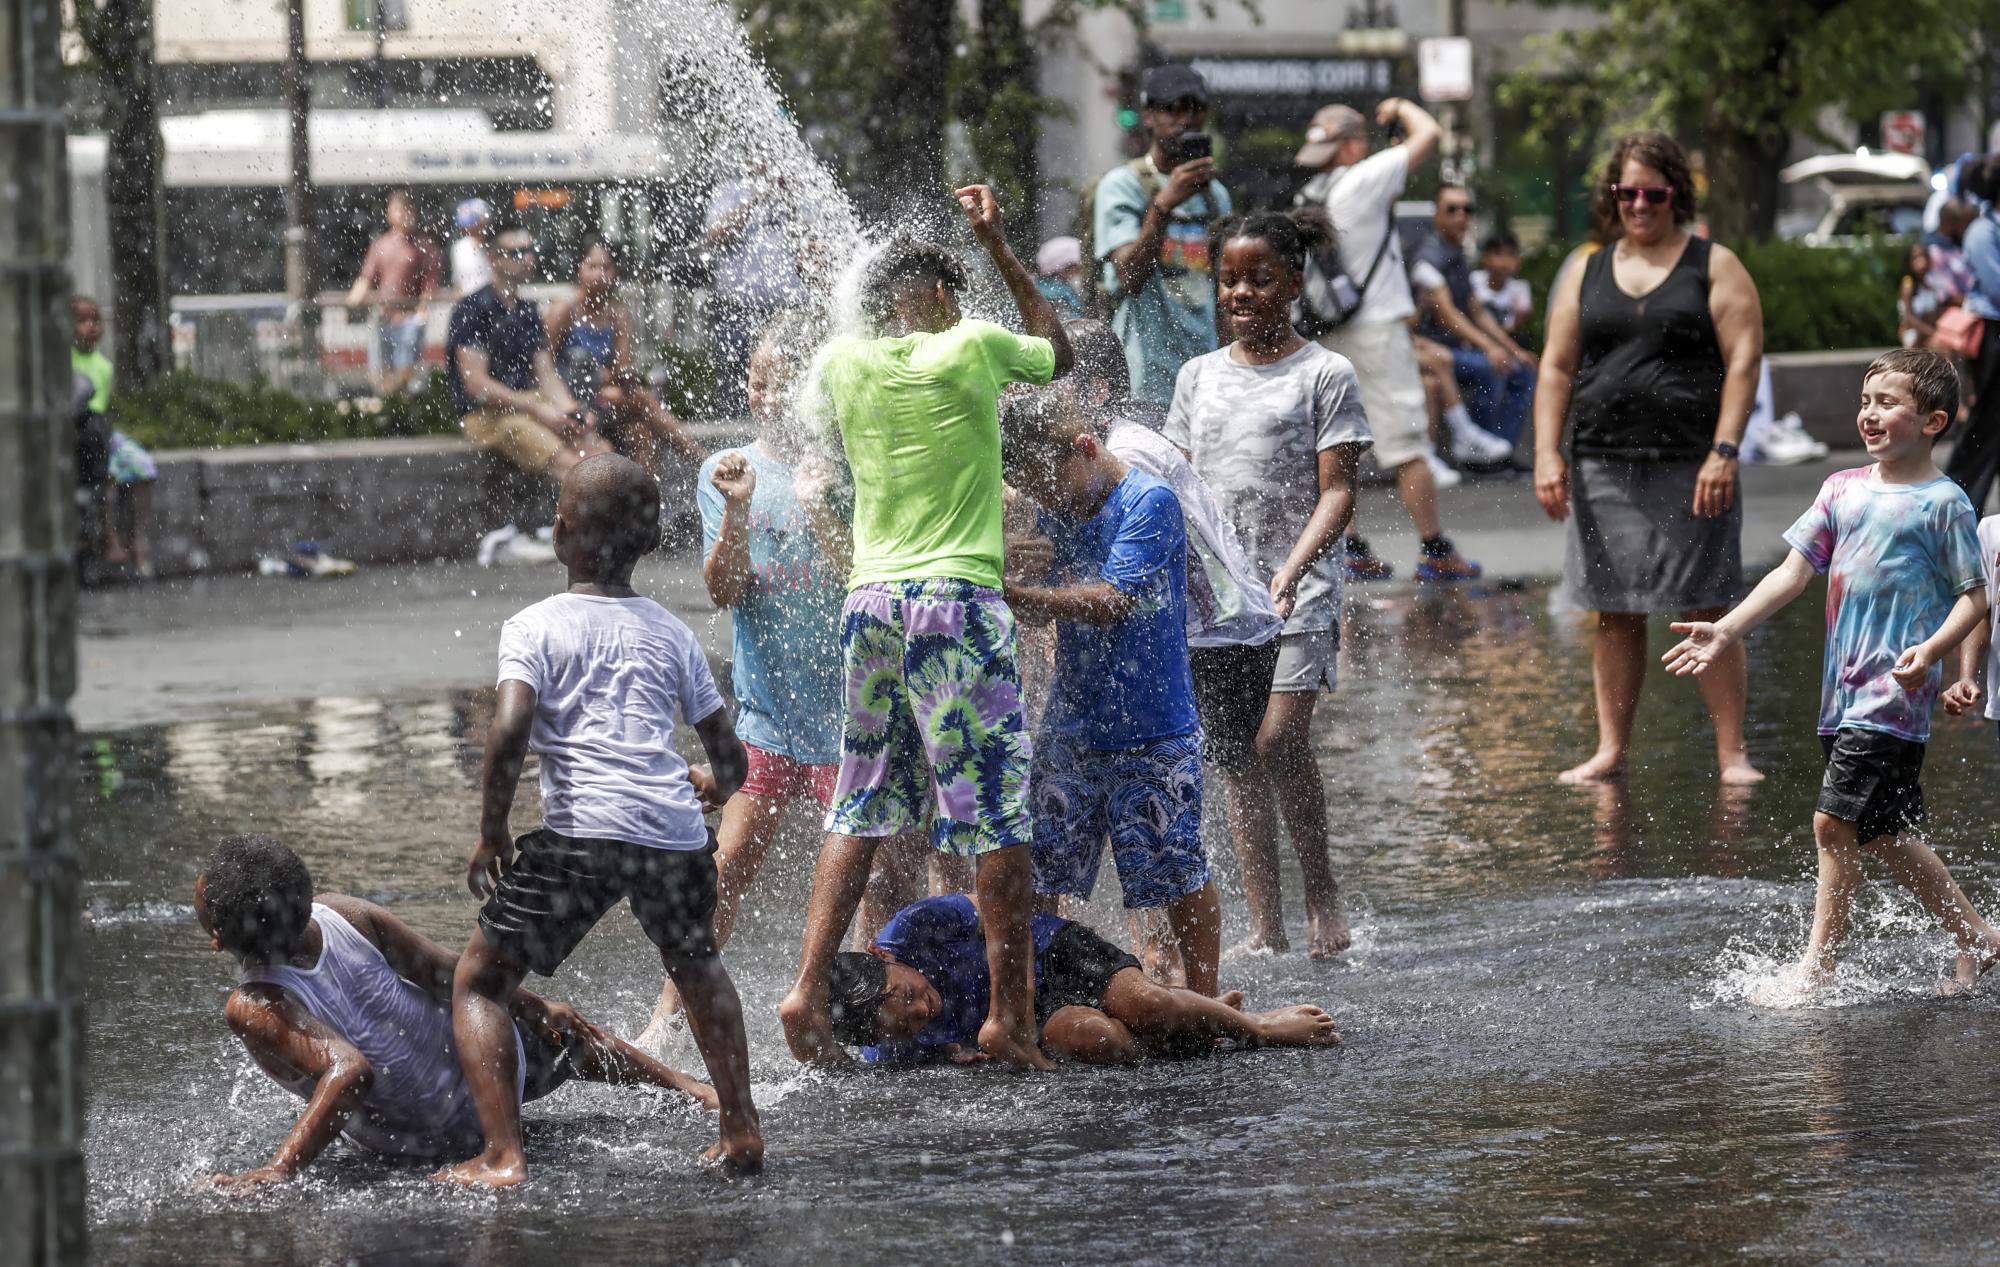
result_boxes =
[1504,0,2000,242]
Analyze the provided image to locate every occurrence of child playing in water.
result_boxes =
[824,894,1339,1063]
[71,295,158,575]
[196,835,716,1194]
[1663,348,1996,1002]
[1164,210,1373,959]
[1000,383,1224,996]
[443,453,761,1186]
[778,184,1073,1070]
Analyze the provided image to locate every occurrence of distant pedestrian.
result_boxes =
[1948,156,2000,513]
[1899,240,1949,349]
[1414,186,1537,446]
[1092,63,1232,405]
[1533,130,1766,785]
[1472,231,1533,338]
[451,198,495,296]
[71,295,156,577]
[1035,236,1086,320]
[346,191,441,396]
[704,165,807,416]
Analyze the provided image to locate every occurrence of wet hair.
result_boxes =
[71,294,100,317]
[557,453,662,574]
[827,952,888,1046]
[1001,385,1094,486]
[1210,207,1334,280]
[1591,131,1698,237]
[860,239,967,326]
[1865,347,1959,424]
[1063,318,1129,398]
[201,835,314,961]
[1480,230,1519,256]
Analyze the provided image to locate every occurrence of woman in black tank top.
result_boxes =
[1529,131,1767,787]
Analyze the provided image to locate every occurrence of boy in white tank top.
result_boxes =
[195,835,716,1193]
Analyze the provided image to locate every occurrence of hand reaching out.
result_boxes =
[1662,621,1735,676]
[1942,677,1985,715]
[954,184,1006,247]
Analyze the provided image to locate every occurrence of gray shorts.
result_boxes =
[1272,626,1339,694]
[1561,456,1743,613]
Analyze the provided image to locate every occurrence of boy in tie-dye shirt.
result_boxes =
[1661,348,1994,1004]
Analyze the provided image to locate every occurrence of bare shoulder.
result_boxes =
[1705,240,1753,284]
[314,893,385,944]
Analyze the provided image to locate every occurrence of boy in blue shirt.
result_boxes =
[1001,386,1223,995]
[1663,349,1994,1003]
[825,895,1338,1063]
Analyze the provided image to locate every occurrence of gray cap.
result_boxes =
[1296,104,1367,166]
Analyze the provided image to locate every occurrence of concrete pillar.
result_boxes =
[0,0,86,1261]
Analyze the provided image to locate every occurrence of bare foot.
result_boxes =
[1937,938,2000,997]
[1252,1005,1342,1047]
[977,1017,1055,1071]
[702,1127,764,1175]
[432,1151,528,1189]
[1238,925,1290,955]
[1219,990,1246,1009]
[1558,751,1627,784]
[1718,760,1765,785]
[1747,965,1823,1009]
[1306,898,1351,958]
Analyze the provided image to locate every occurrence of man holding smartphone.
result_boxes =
[1092,63,1233,406]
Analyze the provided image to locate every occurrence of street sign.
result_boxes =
[1418,37,1473,103]
[1880,110,1926,156]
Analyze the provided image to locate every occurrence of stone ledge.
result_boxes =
[1767,347,1892,448]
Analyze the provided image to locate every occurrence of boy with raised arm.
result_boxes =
[195,835,716,1194]
[441,453,760,1187]
[1663,349,1996,1003]
[779,185,1074,1070]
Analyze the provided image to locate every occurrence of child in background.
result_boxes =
[71,295,158,575]
[1470,231,1533,338]
[1001,385,1223,996]
[442,454,761,1187]
[1165,210,1372,959]
[1942,512,2000,741]
[196,835,715,1194]
[1663,348,1996,1003]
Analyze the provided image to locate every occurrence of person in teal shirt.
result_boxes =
[779,184,1072,1074]
[1092,64,1233,404]
[71,295,158,575]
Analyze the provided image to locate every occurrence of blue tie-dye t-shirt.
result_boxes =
[1781,467,1986,741]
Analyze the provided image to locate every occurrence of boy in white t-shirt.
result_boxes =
[1943,514,2000,741]
[438,454,761,1188]
[1470,231,1533,336]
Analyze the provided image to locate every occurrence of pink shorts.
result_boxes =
[741,743,838,809]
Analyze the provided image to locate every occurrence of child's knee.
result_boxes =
[1043,1007,1137,1064]
[1812,811,1861,853]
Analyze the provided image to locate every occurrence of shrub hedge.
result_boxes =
[112,373,461,451]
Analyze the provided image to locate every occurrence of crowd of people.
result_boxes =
[183,64,2000,1192]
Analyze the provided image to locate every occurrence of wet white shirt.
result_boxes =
[1982,516,2000,722]
[1302,147,1413,326]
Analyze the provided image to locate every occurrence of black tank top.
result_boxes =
[1567,235,1725,460]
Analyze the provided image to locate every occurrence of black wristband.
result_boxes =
[1712,441,1739,460]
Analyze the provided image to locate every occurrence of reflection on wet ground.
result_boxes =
[80,581,2000,1265]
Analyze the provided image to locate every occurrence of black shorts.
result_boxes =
[1035,922,1142,1027]
[1818,729,1926,842]
[478,827,719,977]
[1188,640,1279,770]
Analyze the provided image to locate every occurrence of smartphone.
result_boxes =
[1170,131,1212,166]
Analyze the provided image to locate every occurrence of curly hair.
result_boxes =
[201,834,314,961]
[1209,207,1335,279]
[860,239,967,326]
[1590,130,1698,239]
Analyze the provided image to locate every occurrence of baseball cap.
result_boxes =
[1035,236,1082,277]
[454,197,493,230]
[1295,104,1367,167]
[1140,64,1209,109]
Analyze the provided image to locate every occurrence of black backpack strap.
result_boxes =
[1350,205,1397,294]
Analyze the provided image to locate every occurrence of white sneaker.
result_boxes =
[476,523,520,568]
[1754,413,1828,465]
[1443,410,1513,465]
[1426,451,1464,489]
[494,534,558,566]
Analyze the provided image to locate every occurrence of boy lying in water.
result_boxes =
[195,835,716,1192]
[827,895,1341,1062]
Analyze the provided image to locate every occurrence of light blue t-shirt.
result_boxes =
[1036,470,1198,749]
[1093,161,1231,405]
[697,444,848,763]
[1782,466,1986,742]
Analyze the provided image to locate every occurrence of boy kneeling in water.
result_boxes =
[826,895,1340,1063]
[196,835,717,1193]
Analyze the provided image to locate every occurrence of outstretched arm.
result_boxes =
[692,707,748,809]
[468,680,536,897]
[1662,551,1816,676]
[955,184,1074,377]
[1894,586,1991,690]
[1002,579,1137,626]
[206,988,374,1194]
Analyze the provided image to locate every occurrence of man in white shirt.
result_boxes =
[452,199,494,296]
[1295,98,1481,583]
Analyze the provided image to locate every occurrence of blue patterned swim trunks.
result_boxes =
[1029,728,1208,909]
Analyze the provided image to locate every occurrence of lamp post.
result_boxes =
[0,0,87,1260]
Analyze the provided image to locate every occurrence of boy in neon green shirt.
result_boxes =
[72,295,158,574]
[780,185,1073,1071]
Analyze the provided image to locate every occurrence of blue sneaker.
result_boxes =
[1414,553,1482,583]
[1343,537,1394,582]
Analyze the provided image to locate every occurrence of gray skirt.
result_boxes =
[1561,456,1743,614]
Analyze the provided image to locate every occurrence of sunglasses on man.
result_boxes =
[1440,202,1475,215]
[495,244,537,259]
[1611,184,1673,206]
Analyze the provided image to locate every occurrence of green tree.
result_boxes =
[1506,0,2000,242]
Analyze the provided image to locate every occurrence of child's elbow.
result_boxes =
[329,1055,375,1103]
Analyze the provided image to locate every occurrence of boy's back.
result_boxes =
[1783,466,1985,740]
[498,592,721,849]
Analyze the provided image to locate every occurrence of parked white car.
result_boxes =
[1779,151,1931,246]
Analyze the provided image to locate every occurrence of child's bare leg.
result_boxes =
[435,930,532,1188]
[1682,605,1762,784]
[127,482,153,573]
[1127,907,1186,987]
[1097,968,1339,1049]
[665,951,762,1173]
[973,843,1055,1070]
[1219,760,1287,951]
[1863,833,2000,990]
[857,830,927,947]
[644,791,786,1039]
[99,483,127,563]
[1165,880,1223,995]
[1794,813,1866,988]
[779,832,880,1064]
[1258,692,1348,957]
[929,851,974,896]
[1561,613,1646,783]
[1041,1005,1139,1064]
